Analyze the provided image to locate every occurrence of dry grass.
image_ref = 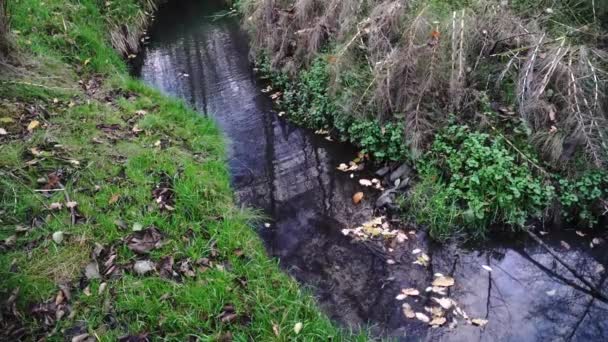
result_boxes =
[0,0,14,64]
[242,0,608,166]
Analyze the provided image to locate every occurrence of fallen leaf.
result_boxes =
[471,318,488,327]
[0,128,6,135]
[98,282,107,294]
[546,289,556,296]
[415,312,430,323]
[431,287,447,295]
[429,317,447,326]
[133,260,156,275]
[352,192,364,204]
[84,262,101,280]
[132,222,143,231]
[359,179,373,187]
[52,231,64,244]
[432,276,455,287]
[575,230,586,237]
[272,323,280,337]
[402,288,420,296]
[108,194,120,205]
[126,227,163,254]
[402,303,416,318]
[560,240,571,250]
[412,248,422,254]
[481,265,493,272]
[66,201,78,208]
[27,120,40,131]
[432,297,453,310]
[50,202,63,210]
[387,259,396,265]
[293,322,303,334]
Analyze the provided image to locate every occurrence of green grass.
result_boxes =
[0,0,364,340]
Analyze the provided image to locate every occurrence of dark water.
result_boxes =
[136,1,608,340]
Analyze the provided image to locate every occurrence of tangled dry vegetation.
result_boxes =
[241,0,608,166]
[0,0,13,64]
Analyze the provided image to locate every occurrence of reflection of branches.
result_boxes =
[518,250,608,304]
[526,230,607,300]
[567,297,595,341]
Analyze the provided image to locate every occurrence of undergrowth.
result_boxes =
[239,0,608,237]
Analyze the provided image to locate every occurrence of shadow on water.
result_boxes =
[136,1,608,340]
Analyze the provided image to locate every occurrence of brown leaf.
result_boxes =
[272,323,280,337]
[352,192,364,204]
[432,276,455,287]
[158,256,175,279]
[108,194,120,205]
[125,227,163,254]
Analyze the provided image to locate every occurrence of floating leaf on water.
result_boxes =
[471,318,488,327]
[359,179,373,187]
[415,312,430,323]
[432,276,455,287]
[414,253,430,267]
[293,322,303,334]
[396,232,408,243]
[352,192,364,204]
[432,297,453,310]
[429,317,447,326]
[402,288,420,296]
[481,265,493,272]
[402,303,416,318]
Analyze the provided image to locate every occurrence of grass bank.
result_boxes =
[236,0,608,240]
[0,0,362,340]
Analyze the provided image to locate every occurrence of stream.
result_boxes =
[134,1,608,340]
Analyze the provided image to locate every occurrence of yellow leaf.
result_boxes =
[27,120,40,131]
[432,276,455,287]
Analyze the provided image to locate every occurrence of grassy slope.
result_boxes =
[0,0,361,340]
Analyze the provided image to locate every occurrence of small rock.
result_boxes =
[133,260,155,275]
[84,262,101,280]
[52,231,64,244]
[375,166,391,177]
[389,163,412,182]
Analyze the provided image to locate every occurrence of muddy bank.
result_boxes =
[136,0,608,340]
